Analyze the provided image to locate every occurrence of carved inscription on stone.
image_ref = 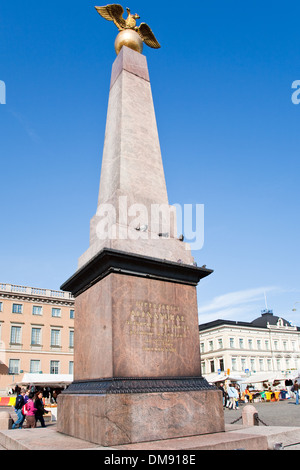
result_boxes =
[126,301,190,353]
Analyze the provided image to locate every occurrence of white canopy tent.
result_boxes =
[14,373,73,388]
[240,371,288,385]
[204,373,245,384]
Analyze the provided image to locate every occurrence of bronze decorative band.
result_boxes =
[62,376,216,395]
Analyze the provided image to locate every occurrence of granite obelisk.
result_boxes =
[57,7,224,447]
[78,45,194,270]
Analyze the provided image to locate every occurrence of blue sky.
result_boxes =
[0,1,299,325]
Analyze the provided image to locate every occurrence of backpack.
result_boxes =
[22,403,28,415]
[15,395,24,410]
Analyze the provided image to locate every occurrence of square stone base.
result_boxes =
[57,389,225,447]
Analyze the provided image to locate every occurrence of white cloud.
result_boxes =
[198,286,278,324]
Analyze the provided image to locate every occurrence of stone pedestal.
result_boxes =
[0,412,12,430]
[58,389,223,447]
[58,250,224,446]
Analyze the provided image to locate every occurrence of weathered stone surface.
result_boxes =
[0,412,12,430]
[242,404,259,426]
[58,389,224,447]
[73,273,202,381]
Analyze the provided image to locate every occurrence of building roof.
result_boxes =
[251,310,291,328]
[198,318,251,331]
[199,309,299,331]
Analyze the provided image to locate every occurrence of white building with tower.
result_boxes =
[199,309,300,382]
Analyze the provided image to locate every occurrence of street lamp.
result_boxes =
[292,302,300,312]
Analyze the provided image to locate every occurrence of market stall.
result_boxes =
[14,373,73,389]
[13,373,73,421]
[205,373,245,384]
[239,372,295,402]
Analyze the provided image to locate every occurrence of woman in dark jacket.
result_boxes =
[34,391,48,427]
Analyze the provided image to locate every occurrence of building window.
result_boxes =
[32,305,43,315]
[50,329,61,347]
[31,328,41,346]
[218,339,223,349]
[239,338,244,349]
[210,360,215,373]
[219,358,224,371]
[10,326,21,344]
[30,360,41,373]
[70,309,75,319]
[209,340,213,351]
[250,358,255,372]
[241,358,246,371]
[200,342,204,353]
[265,340,269,350]
[12,304,23,314]
[69,361,74,375]
[9,359,20,375]
[229,338,234,348]
[0,302,2,312]
[276,358,281,371]
[259,359,264,371]
[274,340,279,350]
[69,330,74,348]
[51,308,61,318]
[50,360,60,374]
[267,359,272,371]
[231,357,237,371]
[257,340,261,350]
[248,339,253,350]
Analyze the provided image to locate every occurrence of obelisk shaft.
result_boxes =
[78,46,194,269]
[98,46,168,209]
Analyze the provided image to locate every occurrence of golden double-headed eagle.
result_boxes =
[95,4,160,49]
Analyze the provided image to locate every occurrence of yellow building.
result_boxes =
[0,283,74,393]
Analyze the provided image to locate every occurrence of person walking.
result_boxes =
[34,391,48,427]
[24,390,30,404]
[293,380,299,405]
[285,378,293,398]
[218,382,226,408]
[12,388,26,429]
[234,384,240,409]
[227,383,239,409]
[23,392,37,428]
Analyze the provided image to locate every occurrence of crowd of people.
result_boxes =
[218,382,240,409]
[11,386,62,429]
[217,379,300,409]
[10,385,61,403]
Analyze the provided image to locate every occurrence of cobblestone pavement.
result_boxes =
[224,398,300,427]
[1,399,300,450]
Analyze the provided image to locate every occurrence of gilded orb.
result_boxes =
[114,29,143,55]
